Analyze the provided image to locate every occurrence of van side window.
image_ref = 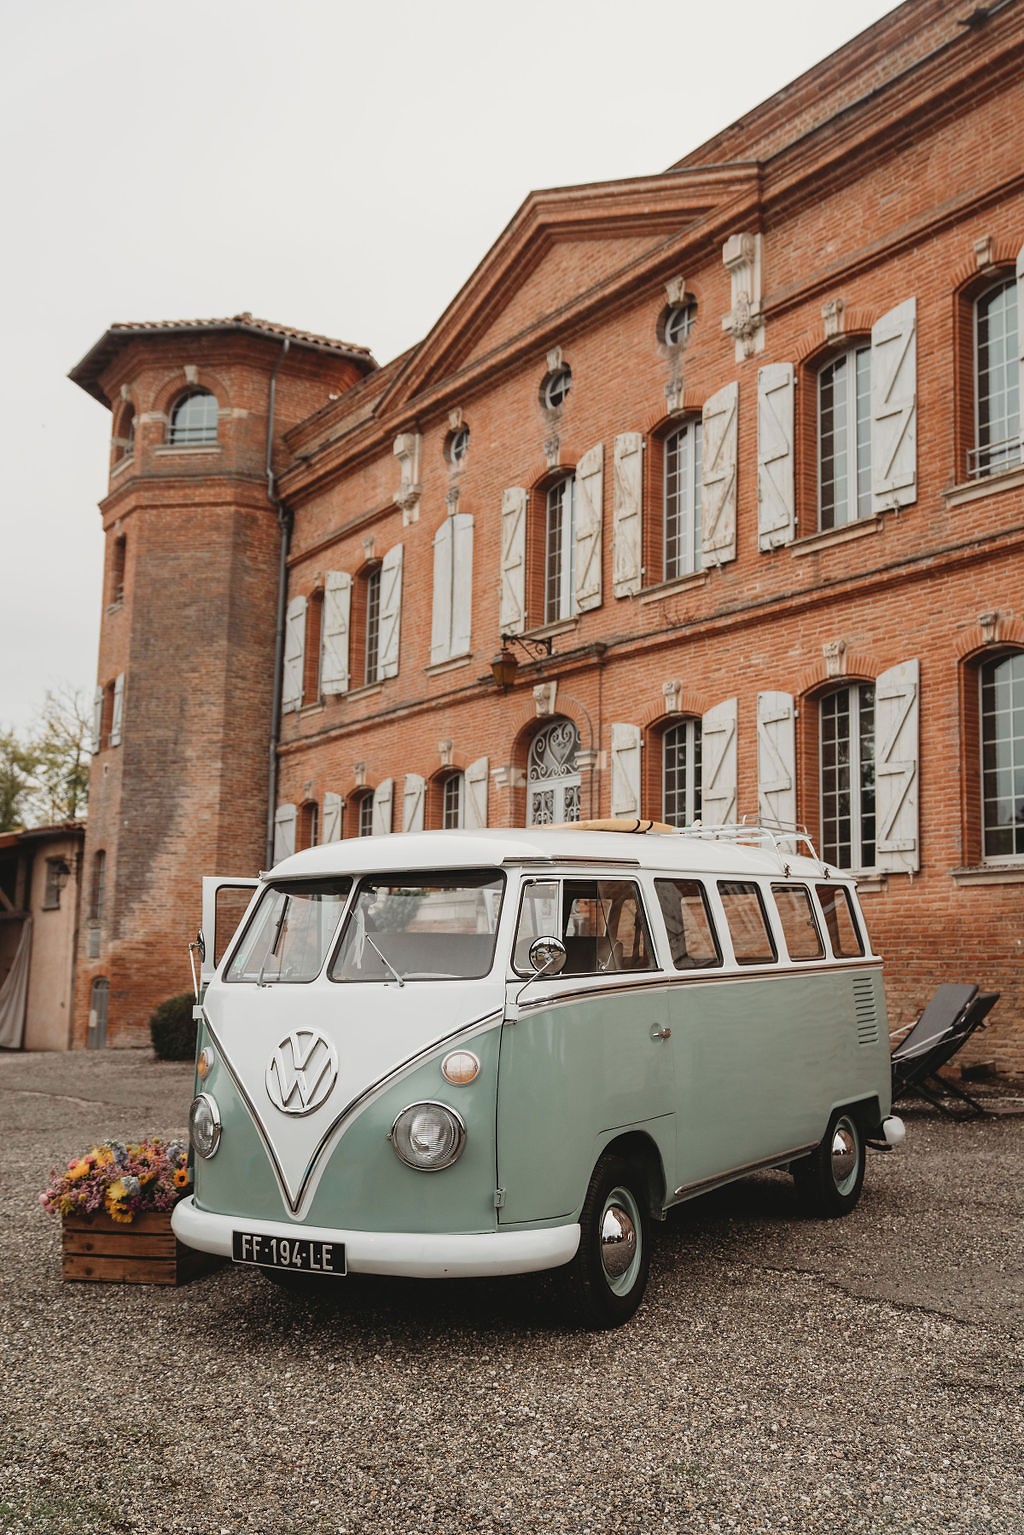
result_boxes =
[655,879,722,969]
[513,878,655,975]
[718,880,777,965]
[772,884,825,961]
[815,884,865,958]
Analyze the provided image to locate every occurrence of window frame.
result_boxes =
[662,718,702,828]
[819,683,876,872]
[817,342,872,530]
[972,275,1021,479]
[662,418,703,581]
[167,389,219,447]
[543,475,575,624]
[979,650,1024,864]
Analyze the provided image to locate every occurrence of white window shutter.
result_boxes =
[403,773,426,833]
[574,443,604,613]
[92,685,104,754]
[372,778,394,836]
[430,519,454,665]
[281,595,306,713]
[500,488,527,635]
[110,674,125,747]
[1016,242,1024,459]
[871,297,917,510]
[273,803,297,863]
[757,364,795,549]
[702,382,738,565]
[610,723,642,817]
[875,659,920,873]
[465,757,489,829]
[700,698,738,826]
[612,433,644,597]
[430,512,475,661]
[452,514,474,657]
[756,691,796,828]
[378,545,403,679]
[321,792,343,844]
[321,572,351,696]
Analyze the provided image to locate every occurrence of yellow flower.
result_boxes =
[173,1167,190,1189]
[105,1179,134,1223]
[66,1158,92,1182]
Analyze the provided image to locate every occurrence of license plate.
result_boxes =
[232,1230,346,1276]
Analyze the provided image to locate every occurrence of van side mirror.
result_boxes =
[528,936,566,977]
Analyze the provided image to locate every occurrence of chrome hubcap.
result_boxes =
[830,1121,858,1189]
[600,1200,637,1281]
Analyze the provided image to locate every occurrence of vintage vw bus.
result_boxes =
[173,821,903,1327]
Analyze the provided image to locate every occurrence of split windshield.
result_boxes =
[224,879,352,984]
[329,871,505,983]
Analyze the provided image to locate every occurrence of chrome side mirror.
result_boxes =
[528,935,566,976]
[195,929,207,965]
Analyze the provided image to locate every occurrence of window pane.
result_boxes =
[656,879,721,969]
[772,884,825,961]
[819,348,870,528]
[820,684,875,869]
[225,879,352,984]
[365,568,382,683]
[663,720,702,828]
[976,280,1020,475]
[981,653,1024,858]
[718,880,776,965]
[170,390,218,446]
[514,878,654,975]
[331,873,505,982]
[815,885,864,957]
[664,423,702,580]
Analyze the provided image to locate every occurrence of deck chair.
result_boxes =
[891,984,999,1118]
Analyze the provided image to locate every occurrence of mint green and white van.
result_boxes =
[173,822,904,1327]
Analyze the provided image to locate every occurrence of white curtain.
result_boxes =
[0,917,31,1050]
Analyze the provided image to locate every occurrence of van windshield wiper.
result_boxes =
[257,895,291,986]
[365,934,405,987]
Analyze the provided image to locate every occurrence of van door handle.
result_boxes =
[650,1025,671,1041]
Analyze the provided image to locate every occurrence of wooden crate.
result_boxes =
[61,1209,221,1286]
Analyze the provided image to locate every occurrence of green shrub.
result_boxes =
[149,992,198,1061]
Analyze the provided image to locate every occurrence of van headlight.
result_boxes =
[189,1093,222,1159]
[389,1102,465,1171]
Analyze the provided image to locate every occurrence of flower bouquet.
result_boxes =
[41,1140,212,1285]
[40,1138,191,1224]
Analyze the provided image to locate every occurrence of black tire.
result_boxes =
[563,1155,651,1328]
[793,1108,865,1218]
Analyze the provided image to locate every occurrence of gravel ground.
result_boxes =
[2,1048,1023,1535]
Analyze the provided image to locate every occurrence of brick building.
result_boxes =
[70,0,1024,1068]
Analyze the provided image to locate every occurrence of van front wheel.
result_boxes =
[793,1109,865,1217]
[564,1155,651,1328]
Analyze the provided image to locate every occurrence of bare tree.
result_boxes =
[26,686,91,824]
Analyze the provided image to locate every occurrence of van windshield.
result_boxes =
[329,871,505,983]
[224,879,352,984]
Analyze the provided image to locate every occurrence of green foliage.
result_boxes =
[0,685,90,831]
[0,728,39,832]
[149,992,198,1061]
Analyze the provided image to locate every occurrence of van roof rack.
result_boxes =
[676,820,829,873]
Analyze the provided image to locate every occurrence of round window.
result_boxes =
[663,303,696,347]
[540,366,572,411]
[446,425,470,464]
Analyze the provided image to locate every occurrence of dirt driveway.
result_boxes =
[2,1048,1023,1535]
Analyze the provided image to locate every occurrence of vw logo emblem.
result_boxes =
[266,1030,338,1116]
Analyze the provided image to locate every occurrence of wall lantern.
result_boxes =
[490,633,553,692]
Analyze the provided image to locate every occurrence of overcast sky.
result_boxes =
[0,0,898,736]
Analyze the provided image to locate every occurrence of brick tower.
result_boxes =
[69,317,375,1045]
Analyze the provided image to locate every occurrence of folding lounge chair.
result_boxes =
[891,984,999,1117]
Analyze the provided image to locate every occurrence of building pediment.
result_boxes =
[379,165,760,415]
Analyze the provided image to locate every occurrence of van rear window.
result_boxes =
[815,884,865,958]
[330,872,504,982]
[772,884,825,961]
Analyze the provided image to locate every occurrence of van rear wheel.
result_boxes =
[564,1155,651,1328]
[793,1109,865,1217]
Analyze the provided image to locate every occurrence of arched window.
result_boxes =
[662,719,702,827]
[88,850,106,924]
[355,792,375,838]
[363,564,383,684]
[819,683,876,869]
[544,475,575,623]
[663,419,702,580]
[527,718,580,825]
[441,772,464,830]
[818,344,871,529]
[168,389,218,446]
[298,802,319,851]
[974,277,1020,478]
[980,651,1024,861]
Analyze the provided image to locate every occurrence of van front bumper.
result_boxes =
[172,1196,580,1279]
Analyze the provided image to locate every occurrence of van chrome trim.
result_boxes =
[199,1004,504,1216]
[512,960,884,1013]
[672,1142,818,1200]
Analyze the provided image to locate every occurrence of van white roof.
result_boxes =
[268,827,838,883]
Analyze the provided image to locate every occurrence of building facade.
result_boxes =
[70,0,1024,1067]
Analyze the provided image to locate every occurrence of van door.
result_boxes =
[496,875,675,1226]
[198,877,259,990]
